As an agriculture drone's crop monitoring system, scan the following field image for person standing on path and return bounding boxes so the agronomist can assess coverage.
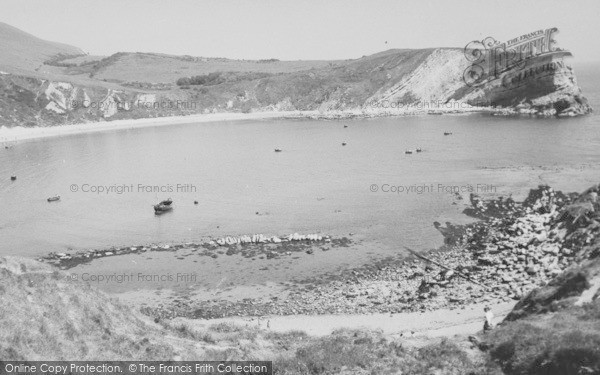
[484,306,495,332]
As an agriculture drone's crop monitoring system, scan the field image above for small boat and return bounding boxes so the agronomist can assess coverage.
[444,132,453,136]
[274,148,282,152]
[154,199,173,214]
[159,198,173,206]
[10,176,16,181]
[47,195,60,202]
[154,204,173,214]
[342,142,347,146]
[344,125,348,128]
[416,148,422,153]
[405,150,413,154]
[194,200,199,205]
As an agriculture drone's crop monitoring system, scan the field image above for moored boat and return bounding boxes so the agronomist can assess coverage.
[154,204,173,214]
[154,199,173,214]
[47,195,60,202]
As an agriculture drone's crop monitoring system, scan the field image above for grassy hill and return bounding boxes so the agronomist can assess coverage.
[0,46,437,127]
[0,22,592,127]
[59,52,339,84]
[0,22,83,73]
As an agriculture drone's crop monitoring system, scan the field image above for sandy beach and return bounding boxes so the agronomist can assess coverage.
[0,105,494,143]
[0,110,317,143]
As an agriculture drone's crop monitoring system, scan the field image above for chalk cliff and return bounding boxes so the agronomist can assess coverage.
[0,23,592,128]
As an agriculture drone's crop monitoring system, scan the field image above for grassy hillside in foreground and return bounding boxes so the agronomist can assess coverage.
[1,252,598,373]
[5,251,600,373]
[0,256,499,373]
[484,297,600,375]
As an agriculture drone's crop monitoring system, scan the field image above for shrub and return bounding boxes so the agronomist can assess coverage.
[176,72,225,86]
[487,308,600,375]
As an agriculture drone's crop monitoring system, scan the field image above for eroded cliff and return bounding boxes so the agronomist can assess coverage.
[0,26,592,128]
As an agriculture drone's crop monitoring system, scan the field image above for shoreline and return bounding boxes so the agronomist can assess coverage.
[69,183,586,321]
[0,106,496,143]
[0,111,315,143]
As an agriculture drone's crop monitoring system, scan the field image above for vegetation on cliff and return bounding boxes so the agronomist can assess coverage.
[0,22,591,128]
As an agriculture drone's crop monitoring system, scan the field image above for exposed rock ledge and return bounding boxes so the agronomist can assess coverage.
[368,48,591,118]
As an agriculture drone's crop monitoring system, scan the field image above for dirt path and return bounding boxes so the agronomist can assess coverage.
[195,301,516,338]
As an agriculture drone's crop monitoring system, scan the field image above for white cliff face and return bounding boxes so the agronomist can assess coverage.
[45,101,66,114]
[366,49,470,106]
[100,91,118,118]
[364,47,590,116]
[44,82,74,113]
[82,91,91,108]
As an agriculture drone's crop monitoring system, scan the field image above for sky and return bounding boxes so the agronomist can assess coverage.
[1,0,599,62]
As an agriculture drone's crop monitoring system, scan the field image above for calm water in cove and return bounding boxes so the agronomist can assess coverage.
[1,64,599,295]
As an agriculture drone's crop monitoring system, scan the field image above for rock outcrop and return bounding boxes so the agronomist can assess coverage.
[459,51,591,116]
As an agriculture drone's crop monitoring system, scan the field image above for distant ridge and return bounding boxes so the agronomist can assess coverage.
[0,22,84,71]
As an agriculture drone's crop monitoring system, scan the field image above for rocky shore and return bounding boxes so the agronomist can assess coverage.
[38,233,351,270]
[140,183,599,320]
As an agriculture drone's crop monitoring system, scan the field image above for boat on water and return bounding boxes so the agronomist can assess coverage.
[405,150,413,154]
[154,204,173,214]
[154,199,173,214]
[274,148,282,152]
[444,132,453,136]
[10,176,16,181]
[160,198,173,206]
[342,142,347,146]
[416,148,422,153]
[47,195,60,202]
